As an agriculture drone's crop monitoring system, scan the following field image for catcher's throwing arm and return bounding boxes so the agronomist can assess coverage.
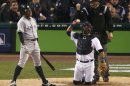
[40,53,55,71]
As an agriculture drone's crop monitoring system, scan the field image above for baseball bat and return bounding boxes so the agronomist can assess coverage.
[40,53,55,71]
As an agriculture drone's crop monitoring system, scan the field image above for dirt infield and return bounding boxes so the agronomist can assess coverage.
[0,77,130,86]
[0,54,130,86]
[0,54,130,63]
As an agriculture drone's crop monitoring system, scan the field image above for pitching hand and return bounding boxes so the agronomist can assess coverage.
[72,19,80,25]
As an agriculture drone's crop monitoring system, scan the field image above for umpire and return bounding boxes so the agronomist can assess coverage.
[87,0,113,83]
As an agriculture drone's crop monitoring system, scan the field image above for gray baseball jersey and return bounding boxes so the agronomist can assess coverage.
[17,16,41,68]
[17,16,38,40]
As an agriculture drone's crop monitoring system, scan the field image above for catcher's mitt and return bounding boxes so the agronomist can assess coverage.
[98,62,107,76]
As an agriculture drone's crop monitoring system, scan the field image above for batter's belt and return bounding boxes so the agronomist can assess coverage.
[77,59,94,63]
[26,38,38,41]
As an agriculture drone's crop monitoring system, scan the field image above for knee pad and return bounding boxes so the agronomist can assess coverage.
[73,80,82,85]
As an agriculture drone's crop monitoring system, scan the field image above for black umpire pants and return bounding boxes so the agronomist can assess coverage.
[92,32,110,80]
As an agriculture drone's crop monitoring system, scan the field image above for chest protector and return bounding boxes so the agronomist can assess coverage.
[77,34,93,55]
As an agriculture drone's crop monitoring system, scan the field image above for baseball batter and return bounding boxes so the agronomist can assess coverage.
[66,20,107,85]
[10,5,55,86]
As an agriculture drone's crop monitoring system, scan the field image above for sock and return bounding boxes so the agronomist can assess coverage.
[12,65,23,81]
[35,66,48,84]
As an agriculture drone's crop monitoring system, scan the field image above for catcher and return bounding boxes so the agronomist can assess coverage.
[66,19,107,85]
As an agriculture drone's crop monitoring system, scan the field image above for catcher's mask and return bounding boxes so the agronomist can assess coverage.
[81,22,93,35]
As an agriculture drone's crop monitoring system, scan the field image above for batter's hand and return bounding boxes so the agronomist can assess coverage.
[22,45,30,54]
[98,62,107,76]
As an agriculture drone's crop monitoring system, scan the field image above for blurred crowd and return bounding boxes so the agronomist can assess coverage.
[0,0,130,23]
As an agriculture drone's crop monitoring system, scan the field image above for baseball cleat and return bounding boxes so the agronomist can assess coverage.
[81,76,85,83]
[84,82,92,85]
[92,79,96,84]
[10,81,16,86]
[42,82,56,86]
[103,77,109,82]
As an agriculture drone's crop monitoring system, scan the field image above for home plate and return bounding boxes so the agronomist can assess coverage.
[54,83,66,86]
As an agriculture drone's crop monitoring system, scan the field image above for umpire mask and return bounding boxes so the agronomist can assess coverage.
[82,22,93,36]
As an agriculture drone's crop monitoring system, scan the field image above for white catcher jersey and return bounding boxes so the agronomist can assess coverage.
[17,16,38,39]
[70,31,103,61]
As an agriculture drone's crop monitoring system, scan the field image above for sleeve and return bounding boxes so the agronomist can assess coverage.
[68,31,78,46]
[70,31,79,40]
[70,31,76,41]
[18,32,25,45]
[17,20,25,33]
[92,37,103,51]
[66,31,71,36]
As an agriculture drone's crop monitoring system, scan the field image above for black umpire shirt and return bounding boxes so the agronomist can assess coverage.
[87,4,113,32]
[87,4,113,44]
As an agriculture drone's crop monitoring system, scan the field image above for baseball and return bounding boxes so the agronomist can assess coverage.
[76,19,80,23]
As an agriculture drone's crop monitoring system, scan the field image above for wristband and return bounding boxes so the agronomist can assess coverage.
[70,24,75,28]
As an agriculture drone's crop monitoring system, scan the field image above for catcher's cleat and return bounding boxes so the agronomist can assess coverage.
[42,82,56,86]
[92,79,96,84]
[92,76,99,84]
[84,82,92,85]
[10,81,16,86]
[81,76,85,83]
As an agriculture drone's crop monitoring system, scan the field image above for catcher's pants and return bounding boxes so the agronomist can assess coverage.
[18,40,41,68]
[73,60,95,82]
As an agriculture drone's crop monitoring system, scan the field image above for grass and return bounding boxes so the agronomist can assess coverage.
[0,61,130,80]
[16,31,130,53]
[110,72,130,77]
[0,61,75,80]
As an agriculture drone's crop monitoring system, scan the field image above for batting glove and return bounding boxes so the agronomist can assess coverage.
[22,45,30,54]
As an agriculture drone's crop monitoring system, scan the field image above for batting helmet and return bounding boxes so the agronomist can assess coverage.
[20,4,30,15]
[81,22,93,35]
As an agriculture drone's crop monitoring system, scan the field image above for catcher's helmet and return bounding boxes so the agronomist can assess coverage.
[81,22,93,35]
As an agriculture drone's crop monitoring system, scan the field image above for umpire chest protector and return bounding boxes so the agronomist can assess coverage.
[75,33,93,55]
